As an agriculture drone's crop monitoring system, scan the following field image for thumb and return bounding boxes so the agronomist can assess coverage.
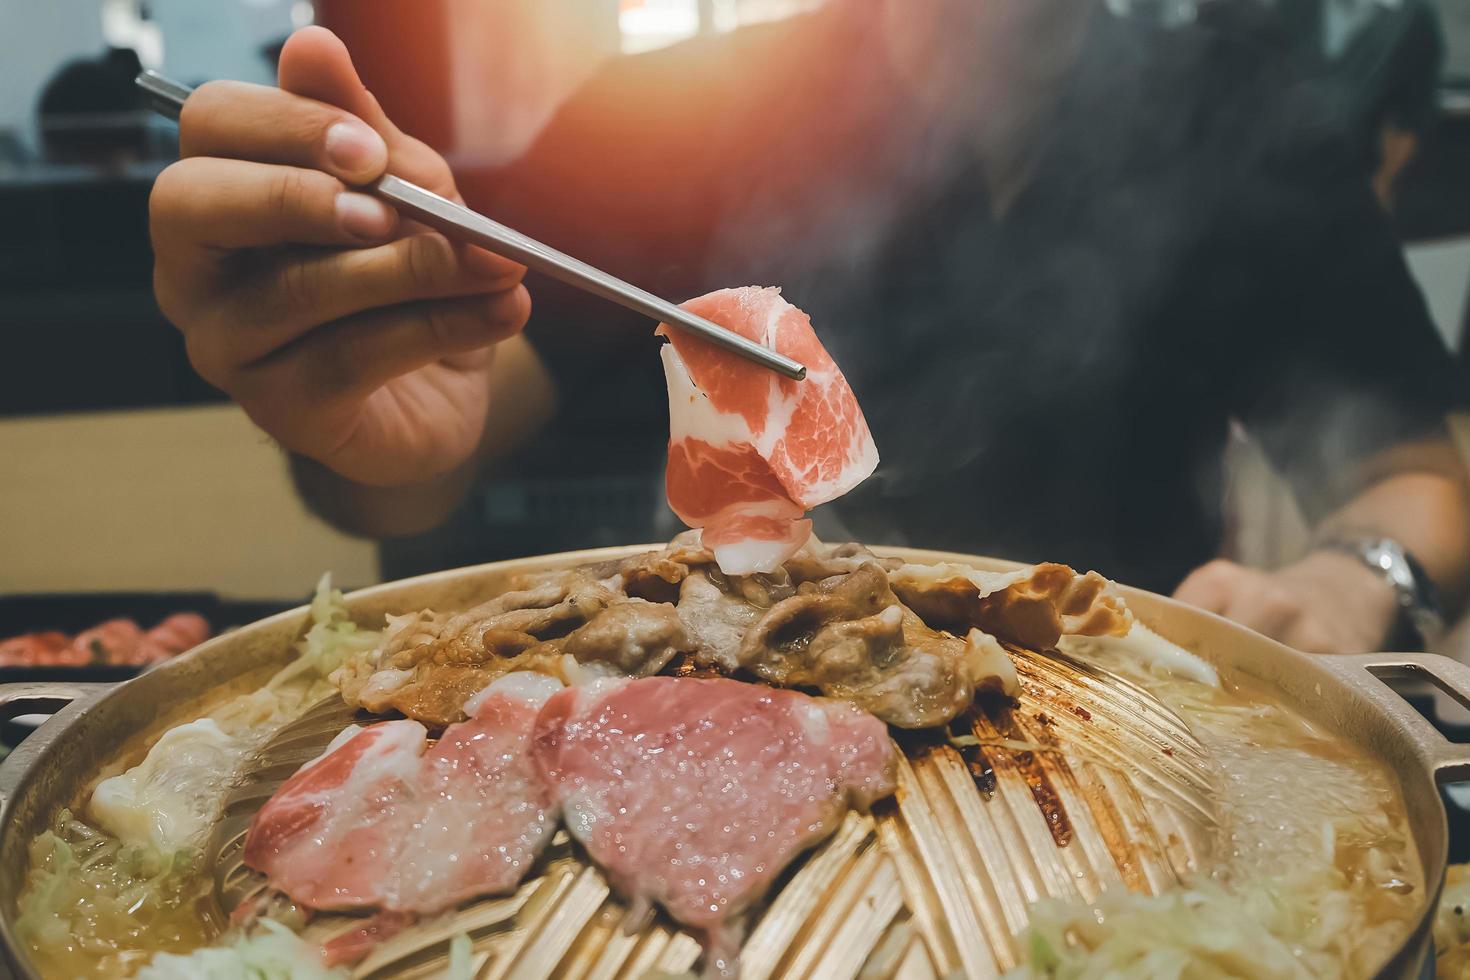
[277,26,458,198]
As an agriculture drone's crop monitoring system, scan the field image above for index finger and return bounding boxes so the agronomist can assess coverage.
[180,79,389,186]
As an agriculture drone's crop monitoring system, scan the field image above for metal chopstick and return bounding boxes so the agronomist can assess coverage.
[135,70,807,381]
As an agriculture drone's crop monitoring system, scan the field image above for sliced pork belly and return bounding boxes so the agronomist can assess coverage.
[242,673,561,915]
[532,676,896,964]
[659,287,878,576]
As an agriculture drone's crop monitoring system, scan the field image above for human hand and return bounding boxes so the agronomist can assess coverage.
[1173,551,1399,654]
[150,26,530,487]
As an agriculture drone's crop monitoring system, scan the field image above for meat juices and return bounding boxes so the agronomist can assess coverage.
[532,676,897,969]
[659,287,879,575]
[243,673,562,918]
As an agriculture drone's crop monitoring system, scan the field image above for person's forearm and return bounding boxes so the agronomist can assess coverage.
[1176,436,1470,652]
[1312,438,1470,610]
[292,335,558,539]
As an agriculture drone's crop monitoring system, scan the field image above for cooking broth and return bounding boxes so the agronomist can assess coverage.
[1008,646,1422,979]
[14,577,377,980]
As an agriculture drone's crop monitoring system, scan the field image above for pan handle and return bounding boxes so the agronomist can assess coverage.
[1324,653,1470,780]
[0,681,112,722]
[0,682,115,811]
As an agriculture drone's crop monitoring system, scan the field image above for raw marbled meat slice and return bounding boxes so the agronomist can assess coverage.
[659,286,878,575]
[242,672,562,914]
[532,676,896,967]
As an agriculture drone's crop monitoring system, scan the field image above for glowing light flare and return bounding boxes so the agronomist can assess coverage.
[618,0,828,54]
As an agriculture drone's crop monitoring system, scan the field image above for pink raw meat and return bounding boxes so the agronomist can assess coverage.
[320,911,411,967]
[133,612,212,665]
[72,619,144,666]
[659,286,878,575]
[532,676,896,967]
[0,632,71,667]
[243,673,562,914]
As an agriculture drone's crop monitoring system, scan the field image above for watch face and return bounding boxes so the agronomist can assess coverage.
[1325,536,1445,648]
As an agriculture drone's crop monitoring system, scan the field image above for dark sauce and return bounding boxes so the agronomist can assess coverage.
[892,711,1002,796]
[956,746,999,800]
[891,725,947,759]
[977,697,1075,848]
[662,653,727,679]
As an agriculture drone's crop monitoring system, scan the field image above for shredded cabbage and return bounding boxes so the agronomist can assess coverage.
[1436,864,1470,979]
[1006,872,1380,980]
[14,809,217,978]
[135,920,346,980]
[445,932,475,980]
[195,573,379,740]
[266,573,382,690]
[1007,657,1420,980]
[18,576,381,979]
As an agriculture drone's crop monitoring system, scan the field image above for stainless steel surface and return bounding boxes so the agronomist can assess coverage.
[1321,652,1470,780]
[0,545,1463,978]
[135,70,188,122]
[133,72,807,382]
[371,176,807,380]
[0,682,113,811]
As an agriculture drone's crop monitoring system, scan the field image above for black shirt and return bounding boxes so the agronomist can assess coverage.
[383,9,1462,596]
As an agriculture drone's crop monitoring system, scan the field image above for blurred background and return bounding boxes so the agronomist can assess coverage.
[1,0,1468,628]
[0,0,839,604]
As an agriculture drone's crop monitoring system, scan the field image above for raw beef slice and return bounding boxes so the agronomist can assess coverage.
[532,676,896,964]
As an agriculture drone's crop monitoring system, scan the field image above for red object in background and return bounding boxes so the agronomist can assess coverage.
[0,613,211,668]
[0,632,74,669]
[311,0,456,152]
[139,612,212,664]
[71,619,145,665]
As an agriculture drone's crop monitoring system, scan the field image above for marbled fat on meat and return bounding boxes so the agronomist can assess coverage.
[660,287,878,575]
[532,676,896,964]
[242,673,562,915]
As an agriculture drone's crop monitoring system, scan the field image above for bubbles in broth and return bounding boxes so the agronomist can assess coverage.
[1008,653,1422,979]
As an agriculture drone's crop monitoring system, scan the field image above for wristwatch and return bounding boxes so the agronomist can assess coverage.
[1316,535,1446,650]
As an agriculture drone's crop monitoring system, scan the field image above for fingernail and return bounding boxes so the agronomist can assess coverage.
[336,192,396,240]
[325,120,386,177]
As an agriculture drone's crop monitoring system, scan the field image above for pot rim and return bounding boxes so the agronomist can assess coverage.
[1,543,1462,979]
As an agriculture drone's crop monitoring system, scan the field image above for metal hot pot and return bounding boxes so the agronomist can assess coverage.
[1,546,1467,978]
